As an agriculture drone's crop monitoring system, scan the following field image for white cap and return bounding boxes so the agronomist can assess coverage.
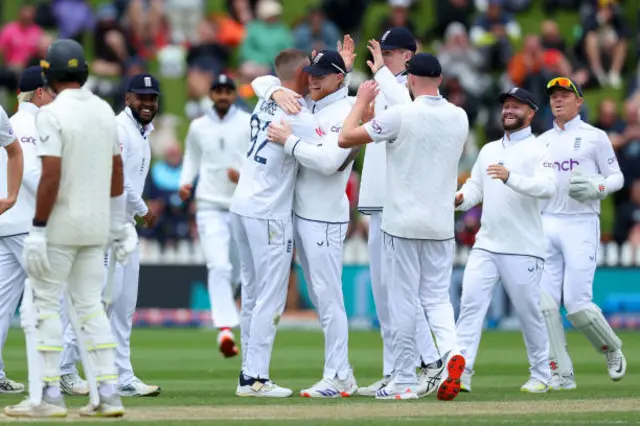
[444,22,467,40]
[257,0,282,20]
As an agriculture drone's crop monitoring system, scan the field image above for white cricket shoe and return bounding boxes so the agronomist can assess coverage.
[118,377,161,397]
[300,372,358,398]
[437,352,466,401]
[358,375,391,397]
[548,374,576,391]
[606,349,626,381]
[375,380,419,400]
[520,378,548,393]
[236,374,292,398]
[217,329,239,358]
[79,394,125,418]
[417,361,444,397]
[460,370,472,393]
[0,376,25,394]
[4,391,67,418]
[60,372,89,396]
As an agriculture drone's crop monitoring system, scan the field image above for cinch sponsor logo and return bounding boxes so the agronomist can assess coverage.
[544,159,580,171]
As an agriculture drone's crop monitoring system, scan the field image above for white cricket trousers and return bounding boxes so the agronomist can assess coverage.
[30,244,117,384]
[61,246,140,387]
[196,208,240,329]
[295,216,351,379]
[456,249,551,383]
[230,213,293,379]
[0,234,27,380]
[383,234,457,385]
[368,213,439,376]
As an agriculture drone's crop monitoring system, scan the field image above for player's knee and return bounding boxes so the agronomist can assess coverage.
[36,314,63,350]
[81,310,116,348]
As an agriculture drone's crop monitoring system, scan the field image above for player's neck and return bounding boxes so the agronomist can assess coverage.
[555,113,579,130]
[53,82,82,93]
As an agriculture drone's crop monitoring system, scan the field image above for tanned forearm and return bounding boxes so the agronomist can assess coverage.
[111,155,124,197]
[338,101,367,148]
[5,141,23,201]
[34,157,60,223]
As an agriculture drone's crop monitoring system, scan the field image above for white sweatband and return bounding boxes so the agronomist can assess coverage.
[110,194,126,225]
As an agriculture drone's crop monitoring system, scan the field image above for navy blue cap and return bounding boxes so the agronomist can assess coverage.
[498,87,539,111]
[379,27,417,52]
[211,74,236,91]
[127,73,160,95]
[303,50,347,76]
[18,66,46,92]
[405,53,441,77]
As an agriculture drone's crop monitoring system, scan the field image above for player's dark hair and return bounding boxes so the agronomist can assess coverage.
[275,49,308,81]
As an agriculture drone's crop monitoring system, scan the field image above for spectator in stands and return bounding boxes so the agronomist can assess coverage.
[0,3,43,70]
[597,98,626,136]
[428,0,476,40]
[52,0,95,42]
[125,0,169,59]
[575,0,629,89]
[614,179,640,245]
[542,0,582,15]
[441,74,480,126]
[26,33,55,68]
[322,0,368,38]
[143,143,192,247]
[226,0,258,24]
[379,0,417,37]
[438,22,489,98]
[239,0,293,83]
[470,0,520,71]
[614,100,640,206]
[293,6,341,54]
[186,20,231,74]
[165,0,204,45]
[92,5,134,77]
[540,19,566,54]
[475,0,532,13]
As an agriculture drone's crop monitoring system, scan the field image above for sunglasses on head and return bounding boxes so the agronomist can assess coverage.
[547,77,579,96]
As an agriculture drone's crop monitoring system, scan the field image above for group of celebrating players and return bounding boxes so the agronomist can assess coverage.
[0,24,627,418]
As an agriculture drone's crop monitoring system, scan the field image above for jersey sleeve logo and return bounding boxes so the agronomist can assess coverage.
[370,120,383,134]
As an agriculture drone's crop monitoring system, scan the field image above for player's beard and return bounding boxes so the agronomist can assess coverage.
[214,102,231,117]
[130,106,157,126]
[502,113,526,132]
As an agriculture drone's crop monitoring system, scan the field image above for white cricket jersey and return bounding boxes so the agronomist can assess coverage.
[539,115,623,215]
[0,102,42,237]
[230,93,321,220]
[283,86,354,223]
[364,95,469,239]
[116,107,152,222]
[0,105,15,147]
[457,128,556,258]
[180,105,250,210]
[358,67,411,214]
[36,87,120,246]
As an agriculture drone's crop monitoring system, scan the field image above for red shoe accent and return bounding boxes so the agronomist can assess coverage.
[437,354,466,401]
[301,392,311,397]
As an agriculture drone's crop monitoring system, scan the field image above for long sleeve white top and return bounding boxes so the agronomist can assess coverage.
[0,102,41,237]
[116,107,153,221]
[358,67,411,214]
[457,128,556,258]
[180,105,250,210]
[252,76,354,223]
[538,115,624,216]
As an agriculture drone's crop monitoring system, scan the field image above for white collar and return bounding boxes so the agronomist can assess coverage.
[17,102,39,116]
[205,104,237,123]
[502,126,532,146]
[553,114,581,132]
[415,95,445,105]
[312,86,348,113]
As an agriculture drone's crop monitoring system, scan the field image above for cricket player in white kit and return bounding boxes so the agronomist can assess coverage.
[339,54,468,401]
[4,39,137,418]
[60,74,161,397]
[179,74,250,358]
[538,77,626,390]
[230,49,320,398]
[455,88,555,394]
[0,67,54,396]
[263,48,360,398]
[356,27,444,397]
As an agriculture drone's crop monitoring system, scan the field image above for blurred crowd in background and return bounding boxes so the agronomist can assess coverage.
[1,0,640,251]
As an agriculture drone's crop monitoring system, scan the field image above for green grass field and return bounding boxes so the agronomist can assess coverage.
[0,328,638,424]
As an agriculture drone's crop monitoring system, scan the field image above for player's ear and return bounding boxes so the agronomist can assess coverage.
[125,92,133,106]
